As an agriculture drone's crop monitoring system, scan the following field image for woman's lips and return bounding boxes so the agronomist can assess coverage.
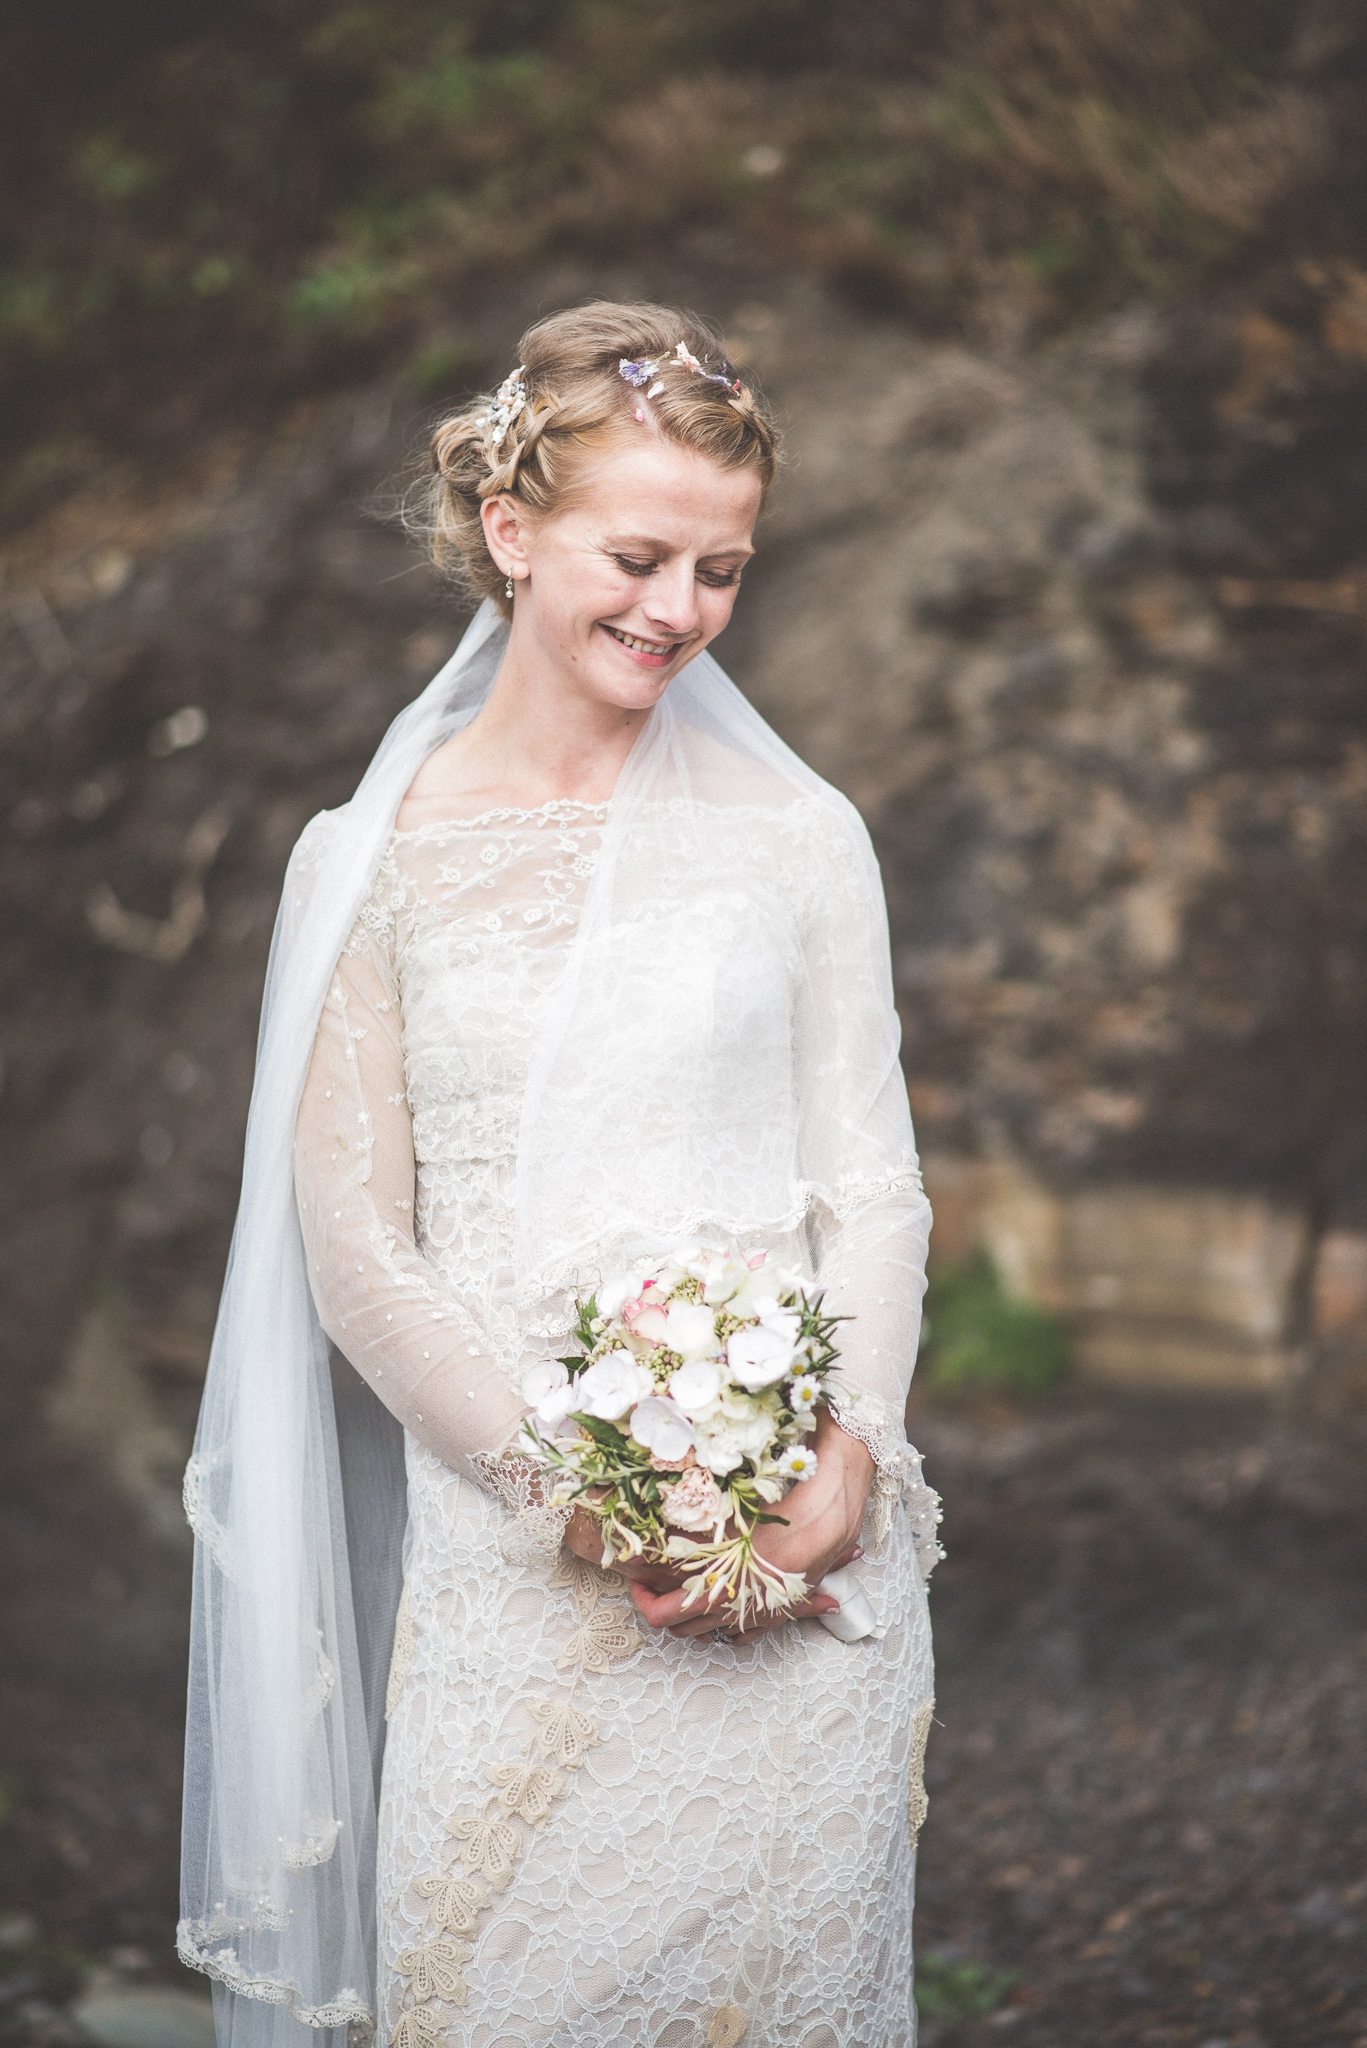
[599,622,681,669]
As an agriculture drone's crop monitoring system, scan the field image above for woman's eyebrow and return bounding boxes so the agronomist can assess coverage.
[603,532,756,559]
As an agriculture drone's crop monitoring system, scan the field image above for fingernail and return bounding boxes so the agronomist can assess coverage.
[822,1598,841,1612]
[852,1546,864,1560]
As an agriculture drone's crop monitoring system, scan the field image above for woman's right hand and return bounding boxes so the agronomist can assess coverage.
[561,1500,683,1593]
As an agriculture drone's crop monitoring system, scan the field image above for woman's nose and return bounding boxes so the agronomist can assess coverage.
[644,563,700,636]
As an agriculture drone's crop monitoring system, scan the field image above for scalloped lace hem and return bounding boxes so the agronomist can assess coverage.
[177,1919,375,2036]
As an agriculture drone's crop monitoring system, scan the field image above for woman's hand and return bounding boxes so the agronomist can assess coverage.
[561,1498,686,1594]
[627,1409,876,1645]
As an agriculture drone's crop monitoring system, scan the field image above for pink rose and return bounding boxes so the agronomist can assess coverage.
[660,1464,729,1537]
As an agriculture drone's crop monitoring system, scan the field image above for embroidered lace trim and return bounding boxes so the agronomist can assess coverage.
[386,1548,640,2035]
[823,1384,946,1572]
[906,1699,935,1841]
[182,1453,233,1578]
[468,1446,575,1569]
[175,1918,374,2035]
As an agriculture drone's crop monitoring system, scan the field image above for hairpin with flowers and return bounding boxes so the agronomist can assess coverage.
[619,341,745,403]
[478,362,528,458]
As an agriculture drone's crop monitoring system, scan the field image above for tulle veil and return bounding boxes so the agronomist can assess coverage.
[179,595,925,2044]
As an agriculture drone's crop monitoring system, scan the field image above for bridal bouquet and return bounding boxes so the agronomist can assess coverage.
[517,1238,854,1631]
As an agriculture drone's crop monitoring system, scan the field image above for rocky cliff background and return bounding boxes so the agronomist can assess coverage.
[2,4,1366,2042]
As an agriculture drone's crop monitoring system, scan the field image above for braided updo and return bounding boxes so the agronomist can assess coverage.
[412,300,781,617]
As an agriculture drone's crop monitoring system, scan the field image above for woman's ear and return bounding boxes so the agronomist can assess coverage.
[481,494,531,584]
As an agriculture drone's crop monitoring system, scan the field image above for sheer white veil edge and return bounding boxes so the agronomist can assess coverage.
[178,596,912,2046]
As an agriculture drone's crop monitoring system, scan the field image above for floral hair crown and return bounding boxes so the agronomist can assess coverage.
[476,339,744,468]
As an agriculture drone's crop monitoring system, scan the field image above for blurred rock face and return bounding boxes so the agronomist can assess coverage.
[3,271,1367,1514]
[729,284,1367,1394]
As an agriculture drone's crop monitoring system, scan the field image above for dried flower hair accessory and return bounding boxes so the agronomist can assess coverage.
[479,363,528,455]
[618,342,744,400]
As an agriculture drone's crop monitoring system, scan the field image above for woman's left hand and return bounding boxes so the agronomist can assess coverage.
[627,1407,875,1645]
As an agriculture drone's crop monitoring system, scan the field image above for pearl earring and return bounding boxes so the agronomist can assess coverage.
[505,574,513,599]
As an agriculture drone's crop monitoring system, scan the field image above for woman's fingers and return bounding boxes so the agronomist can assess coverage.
[626,1545,868,1635]
[629,1578,841,1639]
[613,1559,682,1591]
[627,1580,716,1629]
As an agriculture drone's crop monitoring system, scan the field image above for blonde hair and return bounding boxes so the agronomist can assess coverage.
[411,300,781,616]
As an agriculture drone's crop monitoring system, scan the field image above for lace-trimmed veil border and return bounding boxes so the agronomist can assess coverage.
[179,597,933,2044]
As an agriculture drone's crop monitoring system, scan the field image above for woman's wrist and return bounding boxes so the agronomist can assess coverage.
[813,1404,877,1501]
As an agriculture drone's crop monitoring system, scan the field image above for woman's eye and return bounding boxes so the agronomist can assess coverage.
[611,555,740,588]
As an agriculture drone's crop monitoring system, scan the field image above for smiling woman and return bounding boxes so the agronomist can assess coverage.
[412,302,779,624]
[180,297,940,2048]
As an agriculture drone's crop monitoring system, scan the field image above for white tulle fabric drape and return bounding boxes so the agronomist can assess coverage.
[178,598,942,2047]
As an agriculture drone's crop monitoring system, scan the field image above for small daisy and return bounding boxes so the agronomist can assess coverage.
[777,1444,819,1481]
[787,1373,821,1413]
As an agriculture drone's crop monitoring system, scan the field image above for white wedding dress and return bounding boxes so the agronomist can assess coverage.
[291,790,941,2048]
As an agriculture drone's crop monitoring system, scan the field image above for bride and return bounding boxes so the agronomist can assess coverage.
[179,300,943,2048]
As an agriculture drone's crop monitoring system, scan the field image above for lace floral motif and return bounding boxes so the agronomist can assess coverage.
[906,1699,935,1841]
[468,1445,575,1568]
[385,1578,417,1721]
[387,1547,640,2040]
[281,1816,342,1870]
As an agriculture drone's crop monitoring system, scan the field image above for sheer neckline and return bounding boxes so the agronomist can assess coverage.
[389,795,612,842]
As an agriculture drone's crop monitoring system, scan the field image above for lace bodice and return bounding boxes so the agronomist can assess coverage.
[355,801,610,1362]
[291,789,936,1560]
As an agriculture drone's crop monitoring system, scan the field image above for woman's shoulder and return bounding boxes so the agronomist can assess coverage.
[290,806,340,872]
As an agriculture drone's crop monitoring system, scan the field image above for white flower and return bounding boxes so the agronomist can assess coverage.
[718,1383,766,1423]
[702,1391,778,1463]
[540,1383,585,1432]
[787,1373,821,1413]
[777,1444,819,1481]
[727,1261,784,1317]
[699,1248,752,1305]
[597,1265,657,1319]
[759,1307,801,1347]
[520,1358,581,1431]
[726,1322,797,1391]
[661,1299,721,1361]
[574,1348,654,1420]
[693,1428,746,1476]
[628,1395,695,1463]
[653,1238,705,1291]
[522,1359,567,1407]
[668,1357,723,1419]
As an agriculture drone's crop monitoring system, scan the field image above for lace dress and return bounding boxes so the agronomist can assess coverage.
[292,794,942,2048]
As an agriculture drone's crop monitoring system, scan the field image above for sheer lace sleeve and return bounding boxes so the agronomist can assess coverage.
[292,871,572,1567]
[796,797,937,1548]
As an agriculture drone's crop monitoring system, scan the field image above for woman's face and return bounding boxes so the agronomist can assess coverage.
[494,434,762,714]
